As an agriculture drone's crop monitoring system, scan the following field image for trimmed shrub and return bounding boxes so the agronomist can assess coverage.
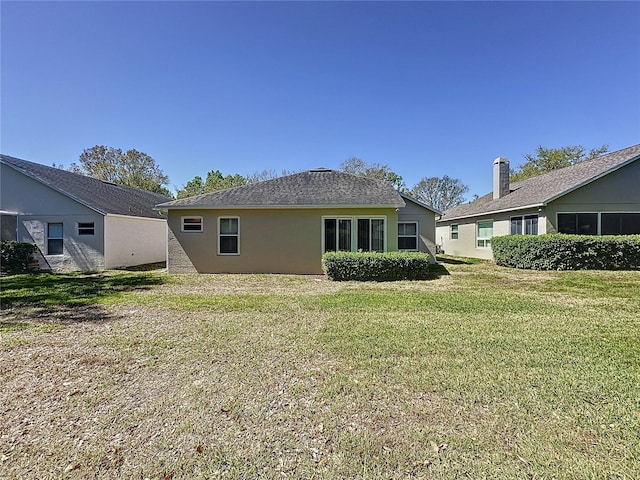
[322,251,432,281]
[1,241,38,274]
[492,234,640,270]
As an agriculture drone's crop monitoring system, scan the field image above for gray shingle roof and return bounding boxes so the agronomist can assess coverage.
[439,144,640,222]
[1,154,170,219]
[156,168,406,209]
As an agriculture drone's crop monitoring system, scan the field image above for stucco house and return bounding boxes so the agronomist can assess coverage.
[436,144,640,259]
[156,168,439,274]
[1,154,169,272]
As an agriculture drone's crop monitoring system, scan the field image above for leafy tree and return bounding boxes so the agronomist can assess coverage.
[176,176,206,199]
[410,176,469,212]
[340,157,406,190]
[176,170,247,199]
[72,145,171,196]
[511,144,608,182]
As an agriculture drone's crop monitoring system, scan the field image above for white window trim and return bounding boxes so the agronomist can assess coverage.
[77,222,95,236]
[476,219,493,248]
[398,221,419,251]
[450,224,459,240]
[47,222,64,256]
[181,216,203,233]
[218,216,240,256]
[510,214,538,235]
[321,216,387,253]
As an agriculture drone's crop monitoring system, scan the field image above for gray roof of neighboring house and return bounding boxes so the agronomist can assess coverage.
[439,144,640,222]
[1,154,170,219]
[156,168,406,209]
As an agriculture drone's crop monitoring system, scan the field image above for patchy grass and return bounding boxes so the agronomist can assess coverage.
[1,263,639,479]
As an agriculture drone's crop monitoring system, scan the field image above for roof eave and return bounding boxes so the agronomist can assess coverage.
[437,203,546,223]
[399,192,442,214]
[155,203,405,211]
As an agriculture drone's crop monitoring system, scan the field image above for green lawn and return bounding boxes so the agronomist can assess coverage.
[1,261,639,479]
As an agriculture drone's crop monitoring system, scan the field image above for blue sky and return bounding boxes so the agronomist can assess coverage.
[2,1,639,197]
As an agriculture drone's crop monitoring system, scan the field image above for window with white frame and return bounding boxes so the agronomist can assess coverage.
[182,216,203,232]
[218,217,239,255]
[510,215,538,235]
[476,220,493,248]
[47,222,64,255]
[450,224,459,240]
[78,222,95,236]
[398,222,418,251]
[323,217,386,253]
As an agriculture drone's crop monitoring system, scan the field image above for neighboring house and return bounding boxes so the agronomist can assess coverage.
[436,144,640,259]
[156,168,439,274]
[0,154,170,272]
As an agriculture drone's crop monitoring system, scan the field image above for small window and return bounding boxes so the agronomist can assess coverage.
[476,220,493,248]
[450,224,459,240]
[398,222,418,251]
[218,217,239,255]
[78,222,95,236]
[47,222,64,255]
[182,217,203,232]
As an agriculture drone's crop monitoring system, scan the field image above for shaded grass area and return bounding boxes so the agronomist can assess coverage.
[1,271,167,307]
[1,264,639,478]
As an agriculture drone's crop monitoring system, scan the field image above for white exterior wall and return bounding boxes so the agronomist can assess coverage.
[437,208,548,260]
[104,215,167,269]
[1,164,106,271]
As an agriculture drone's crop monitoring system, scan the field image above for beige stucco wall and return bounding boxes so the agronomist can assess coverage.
[1,164,106,271]
[398,198,437,262]
[437,208,545,260]
[104,215,167,269]
[167,207,399,274]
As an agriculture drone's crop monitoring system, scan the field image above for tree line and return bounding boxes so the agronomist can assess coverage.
[69,143,608,212]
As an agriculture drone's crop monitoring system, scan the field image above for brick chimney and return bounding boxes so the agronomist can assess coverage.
[493,157,510,199]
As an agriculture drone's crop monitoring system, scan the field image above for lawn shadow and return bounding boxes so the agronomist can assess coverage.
[436,255,483,265]
[0,272,167,324]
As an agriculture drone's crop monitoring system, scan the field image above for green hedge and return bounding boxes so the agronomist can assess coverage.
[1,241,38,274]
[322,251,432,281]
[492,234,640,270]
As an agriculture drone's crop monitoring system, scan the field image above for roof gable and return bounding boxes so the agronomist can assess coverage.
[439,144,640,221]
[157,169,405,209]
[1,154,170,219]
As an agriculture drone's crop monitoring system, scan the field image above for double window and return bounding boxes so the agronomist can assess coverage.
[476,220,493,248]
[398,222,418,251]
[323,217,385,253]
[47,223,63,255]
[218,217,239,255]
[510,215,538,235]
[450,224,459,240]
